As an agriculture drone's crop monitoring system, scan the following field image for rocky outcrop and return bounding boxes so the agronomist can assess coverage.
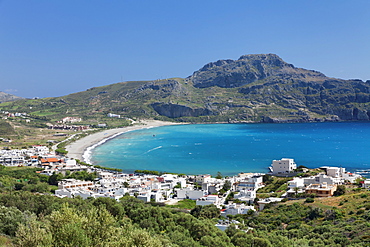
[151,103,212,118]
[189,54,326,88]
[146,55,370,122]
[0,91,23,103]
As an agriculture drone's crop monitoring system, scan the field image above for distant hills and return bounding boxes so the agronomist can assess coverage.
[2,54,370,124]
[0,91,23,103]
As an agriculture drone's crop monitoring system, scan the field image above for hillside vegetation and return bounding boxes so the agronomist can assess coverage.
[2,54,370,124]
[0,120,16,137]
[0,166,369,246]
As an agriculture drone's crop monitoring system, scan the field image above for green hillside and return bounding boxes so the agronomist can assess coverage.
[2,54,370,124]
[0,166,369,246]
[0,120,16,137]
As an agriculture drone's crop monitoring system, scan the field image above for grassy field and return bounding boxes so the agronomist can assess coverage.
[284,186,370,212]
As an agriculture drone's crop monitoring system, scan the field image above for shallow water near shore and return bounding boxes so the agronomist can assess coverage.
[90,122,370,176]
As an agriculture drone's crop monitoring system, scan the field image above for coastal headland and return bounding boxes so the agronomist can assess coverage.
[65,120,182,162]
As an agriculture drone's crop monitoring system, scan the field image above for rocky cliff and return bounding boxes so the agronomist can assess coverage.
[184,54,370,122]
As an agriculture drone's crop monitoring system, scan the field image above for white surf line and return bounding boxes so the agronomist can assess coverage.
[143,146,163,154]
[83,131,125,164]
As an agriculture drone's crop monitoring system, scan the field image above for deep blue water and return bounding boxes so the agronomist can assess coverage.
[90,122,370,176]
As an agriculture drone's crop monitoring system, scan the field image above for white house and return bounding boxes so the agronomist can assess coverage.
[234,189,256,203]
[363,179,370,189]
[305,182,337,197]
[235,175,263,191]
[137,192,151,203]
[215,220,241,231]
[57,179,94,190]
[176,188,205,200]
[271,158,297,174]
[303,174,337,186]
[196,195,220,206]
[176,188,190,199]
[188,190,205,200]
[257,197,284,210]
[325,167,346,178]
[220,203,255,217]
[285,177,306,196]
[195,174,212,183]
[61,117,82,123]
[107,113,120,118]
[288,177,305,189]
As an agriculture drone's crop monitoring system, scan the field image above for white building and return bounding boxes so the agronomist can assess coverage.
[196,195,220,206]
[305,182,337,197]
[215,220,241,231]
[286,177,306,196]
[257,197,284,210]
[0,145,50,166]
[195,174,212,183]
[234,189,256,203]
[235,175,263,191]
[188,190,205,200]
[288,177,305,189]
[0,155,25,166]
[61,117,82,123]
[176,188,205,200]
[57,179,94,189]
[107,113,120,118]
[137,192,151,203]
[202,182,222,194]
[220,203,255,217]
[271,158,297,174]
[363,179,370,189]
[304,174,337,186]
[176,188,190,199]
[325,167,346,178]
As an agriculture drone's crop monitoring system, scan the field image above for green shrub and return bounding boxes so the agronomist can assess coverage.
[305,197,315,203]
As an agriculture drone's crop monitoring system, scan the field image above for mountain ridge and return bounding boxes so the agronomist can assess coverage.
[0,91,24,103]
[1,54,370,124]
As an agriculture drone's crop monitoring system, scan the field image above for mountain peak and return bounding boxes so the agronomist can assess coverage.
[238,53,281,61]
[190,53,325,88]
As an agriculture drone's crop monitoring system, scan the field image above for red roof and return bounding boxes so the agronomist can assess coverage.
[41,158,59,163]
[47,158,59,163]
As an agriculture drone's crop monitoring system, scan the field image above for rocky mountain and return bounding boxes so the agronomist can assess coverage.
[1,54,370,123]
[190,54,326,88]
[0,91,23,103]
[187,54,370,122]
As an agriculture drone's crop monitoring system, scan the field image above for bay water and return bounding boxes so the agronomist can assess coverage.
[90,122,370,176]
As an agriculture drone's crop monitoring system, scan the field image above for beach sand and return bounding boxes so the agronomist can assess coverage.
[65,120,181,162]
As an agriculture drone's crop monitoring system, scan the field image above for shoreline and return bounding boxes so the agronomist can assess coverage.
[65,120,183,163]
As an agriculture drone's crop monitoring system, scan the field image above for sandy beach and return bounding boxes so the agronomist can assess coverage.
[65,120,181,163]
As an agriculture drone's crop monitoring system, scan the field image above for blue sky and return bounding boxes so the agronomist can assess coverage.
[1,1,369,98]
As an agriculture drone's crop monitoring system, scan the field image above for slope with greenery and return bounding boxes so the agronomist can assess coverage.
[0,120,16,137]
[2,54,370,124]
[0,166,369,246]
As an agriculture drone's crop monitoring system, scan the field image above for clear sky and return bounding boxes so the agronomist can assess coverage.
[1,0,369,98]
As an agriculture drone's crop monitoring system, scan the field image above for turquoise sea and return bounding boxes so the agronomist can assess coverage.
[90,122,370,176]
